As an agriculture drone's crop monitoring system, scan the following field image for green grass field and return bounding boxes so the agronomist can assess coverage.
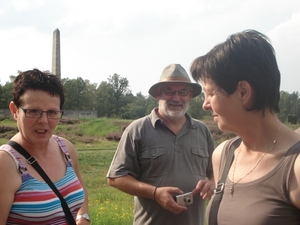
[78,150,134,224]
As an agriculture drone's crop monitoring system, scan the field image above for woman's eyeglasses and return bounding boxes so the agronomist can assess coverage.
[19,107,63,119]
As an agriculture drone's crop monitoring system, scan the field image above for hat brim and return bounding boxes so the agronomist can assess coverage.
[148,81,202,98]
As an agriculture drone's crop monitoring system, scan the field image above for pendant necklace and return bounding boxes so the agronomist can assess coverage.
[229,123,282,197]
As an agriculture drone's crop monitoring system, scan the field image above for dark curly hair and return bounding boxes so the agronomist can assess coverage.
[12,68,65,109]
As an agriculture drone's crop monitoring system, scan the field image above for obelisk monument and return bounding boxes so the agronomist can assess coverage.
[52,28,61,80]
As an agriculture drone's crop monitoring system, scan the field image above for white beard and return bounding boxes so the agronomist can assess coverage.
[158,99,189,120]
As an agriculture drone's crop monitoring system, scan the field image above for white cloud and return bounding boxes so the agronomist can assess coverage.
[11,0,46,11]
[0,0,299,95]
[268,11,300,93]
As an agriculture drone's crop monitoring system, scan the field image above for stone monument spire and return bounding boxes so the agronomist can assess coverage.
[52,28,61,80]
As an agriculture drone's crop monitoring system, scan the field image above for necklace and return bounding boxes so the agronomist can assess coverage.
[229,123,282,197]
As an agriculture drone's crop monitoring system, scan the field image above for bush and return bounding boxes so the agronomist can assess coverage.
[287,114,297,124]
[106,132,123,141]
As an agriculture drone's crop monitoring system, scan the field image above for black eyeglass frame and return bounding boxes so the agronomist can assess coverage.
[160,89,191,97]
[19,106,63,119]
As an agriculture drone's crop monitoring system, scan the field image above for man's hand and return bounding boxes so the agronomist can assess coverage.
[192,179,215,199]
[154,187,188,214]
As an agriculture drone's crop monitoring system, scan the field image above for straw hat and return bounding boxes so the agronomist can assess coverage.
[148,64,202,98]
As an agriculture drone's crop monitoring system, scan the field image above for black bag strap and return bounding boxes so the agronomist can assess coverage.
[209,137,241,225]
[7,140,76,225]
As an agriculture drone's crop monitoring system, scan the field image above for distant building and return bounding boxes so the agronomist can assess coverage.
[63,110,97,118]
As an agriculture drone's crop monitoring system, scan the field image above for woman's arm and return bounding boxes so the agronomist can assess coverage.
[0,151,22,225]
[289,154,300,210]
[62,139,90,224]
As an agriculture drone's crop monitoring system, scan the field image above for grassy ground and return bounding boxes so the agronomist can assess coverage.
[78,150,134,224]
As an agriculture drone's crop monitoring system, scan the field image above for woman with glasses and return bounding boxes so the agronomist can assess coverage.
[0,69,90,224]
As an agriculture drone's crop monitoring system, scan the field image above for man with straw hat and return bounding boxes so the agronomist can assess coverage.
[107,64,215,225]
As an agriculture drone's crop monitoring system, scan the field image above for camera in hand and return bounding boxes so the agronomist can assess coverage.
[174,192,193,206]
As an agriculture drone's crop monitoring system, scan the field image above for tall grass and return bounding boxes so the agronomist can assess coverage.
[77,118,130,137]
[78,150,134,224]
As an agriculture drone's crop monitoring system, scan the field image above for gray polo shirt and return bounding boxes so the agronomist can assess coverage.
[107,108,215,225]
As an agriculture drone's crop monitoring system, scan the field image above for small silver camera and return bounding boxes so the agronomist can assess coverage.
[174,192,193,206]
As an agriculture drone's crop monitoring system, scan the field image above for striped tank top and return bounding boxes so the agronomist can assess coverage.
[1,135,85,225]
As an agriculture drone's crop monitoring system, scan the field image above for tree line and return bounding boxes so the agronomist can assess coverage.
[0,73,299,123]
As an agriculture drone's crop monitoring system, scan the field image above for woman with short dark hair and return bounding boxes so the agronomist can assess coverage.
[0,69,90,224]
[191,30,300,225]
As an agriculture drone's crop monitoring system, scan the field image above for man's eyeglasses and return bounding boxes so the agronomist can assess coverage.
[19,107,63,119]
[161,89,191,97]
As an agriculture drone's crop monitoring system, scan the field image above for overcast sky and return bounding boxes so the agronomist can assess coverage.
[0,0,299,96]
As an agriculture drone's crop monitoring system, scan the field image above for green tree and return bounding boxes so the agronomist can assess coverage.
[1,70,299,124]
[121,92,148,119]
[290,92,300,122]
[62,77,87,110]
[96,81,114,117]
[287,114,298,124]
[81,80,98,110]
[188,93,210,120]
[278,91,299,123]
[107,74,130,117]
[145,95,158,114]
[0,76,15,109]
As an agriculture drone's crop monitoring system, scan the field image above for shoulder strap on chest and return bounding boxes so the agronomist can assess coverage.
[7,140,76,225]
[209,136,241,225]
